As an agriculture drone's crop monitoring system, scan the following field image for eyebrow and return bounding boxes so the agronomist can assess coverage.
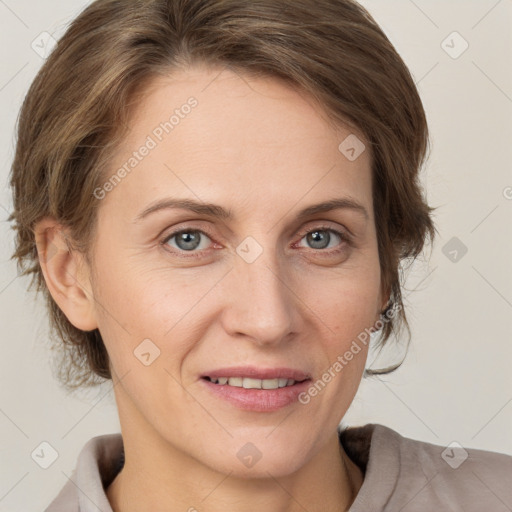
[133,197,369,223]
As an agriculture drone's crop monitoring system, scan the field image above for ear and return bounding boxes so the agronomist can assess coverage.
[34,217,98,331]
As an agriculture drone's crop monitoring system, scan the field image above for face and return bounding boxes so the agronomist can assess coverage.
[85,65,384,477]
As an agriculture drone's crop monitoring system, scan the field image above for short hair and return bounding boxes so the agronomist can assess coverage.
[9,0,436,391]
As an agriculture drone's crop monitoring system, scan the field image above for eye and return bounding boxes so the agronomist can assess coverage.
[160,224,351,258]
[162,229,213,254]
[296,226,350,252]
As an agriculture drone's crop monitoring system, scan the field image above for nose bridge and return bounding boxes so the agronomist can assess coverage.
[222,238,298,344]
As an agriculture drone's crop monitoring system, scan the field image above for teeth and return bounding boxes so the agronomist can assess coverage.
[208,377,297,389]
[262,378,280,389]
[242,377,263,389]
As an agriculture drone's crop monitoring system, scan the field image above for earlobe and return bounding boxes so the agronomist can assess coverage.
[34,217,98,332]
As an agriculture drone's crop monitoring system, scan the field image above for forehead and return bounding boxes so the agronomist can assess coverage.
[102,65,373,222]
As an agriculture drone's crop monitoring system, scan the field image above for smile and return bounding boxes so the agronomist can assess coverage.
[204,376,302,389]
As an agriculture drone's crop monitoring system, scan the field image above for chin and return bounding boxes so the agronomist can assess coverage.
[199,435,312,479]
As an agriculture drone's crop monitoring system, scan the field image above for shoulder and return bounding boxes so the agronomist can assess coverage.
[45,433,123,512]
[340,423,512,511]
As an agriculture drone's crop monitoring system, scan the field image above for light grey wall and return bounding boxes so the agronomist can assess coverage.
[0,1,511,510]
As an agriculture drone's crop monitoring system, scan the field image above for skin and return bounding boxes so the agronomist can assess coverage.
[35,65,389,512]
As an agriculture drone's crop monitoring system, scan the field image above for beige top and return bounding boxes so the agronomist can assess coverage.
[45,423,512,511]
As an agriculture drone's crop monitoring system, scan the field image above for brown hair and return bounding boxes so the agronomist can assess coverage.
[9,0,436,391]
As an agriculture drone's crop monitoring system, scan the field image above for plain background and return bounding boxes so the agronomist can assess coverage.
[1,0,511,510]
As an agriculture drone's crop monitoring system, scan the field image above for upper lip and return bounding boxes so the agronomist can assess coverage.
[202,366,312,382]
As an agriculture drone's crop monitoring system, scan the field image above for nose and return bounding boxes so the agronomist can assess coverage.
[220,247,300,347]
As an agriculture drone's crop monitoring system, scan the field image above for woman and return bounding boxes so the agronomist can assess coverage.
[9,0,511,510]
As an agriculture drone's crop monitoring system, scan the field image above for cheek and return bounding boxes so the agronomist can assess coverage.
[90,253,219,378]
[308,255,381,334]
[305,257,381,383]
[300,267,379,405]
[324,280,380,340]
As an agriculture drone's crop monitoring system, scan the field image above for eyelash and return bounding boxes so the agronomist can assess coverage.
[160,224,352,259]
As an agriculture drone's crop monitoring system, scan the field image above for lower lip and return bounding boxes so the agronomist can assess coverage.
[200,378,312,412]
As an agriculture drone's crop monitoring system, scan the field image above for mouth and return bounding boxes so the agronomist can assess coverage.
[201,376,310,389]
[200,374,313,412]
